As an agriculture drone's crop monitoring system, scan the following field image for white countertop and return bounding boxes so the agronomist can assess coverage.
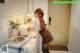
[1,31,42,53]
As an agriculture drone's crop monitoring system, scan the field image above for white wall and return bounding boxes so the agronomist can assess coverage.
[69,4,80,53]
[0,3,8,45]
[0,0,48,45]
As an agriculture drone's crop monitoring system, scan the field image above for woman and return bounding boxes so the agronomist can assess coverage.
[33,8,53,53]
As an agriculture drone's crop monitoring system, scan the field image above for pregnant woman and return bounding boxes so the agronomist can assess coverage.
[33,8,53,53]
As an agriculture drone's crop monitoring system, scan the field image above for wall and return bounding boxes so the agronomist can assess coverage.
[0,0,48,45]
[48,4,71,45]
[0,3,8,45]
[69,4,80,53]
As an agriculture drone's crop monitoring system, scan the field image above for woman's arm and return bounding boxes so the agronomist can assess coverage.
[28,26,35,32]
[39,18,46,30]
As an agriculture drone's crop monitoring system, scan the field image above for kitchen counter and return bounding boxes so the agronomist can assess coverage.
[1,32,42,53]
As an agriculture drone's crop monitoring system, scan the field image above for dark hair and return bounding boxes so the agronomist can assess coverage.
[34,8,44,17]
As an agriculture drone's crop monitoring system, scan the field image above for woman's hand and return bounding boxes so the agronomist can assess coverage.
[28,26,35,32]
